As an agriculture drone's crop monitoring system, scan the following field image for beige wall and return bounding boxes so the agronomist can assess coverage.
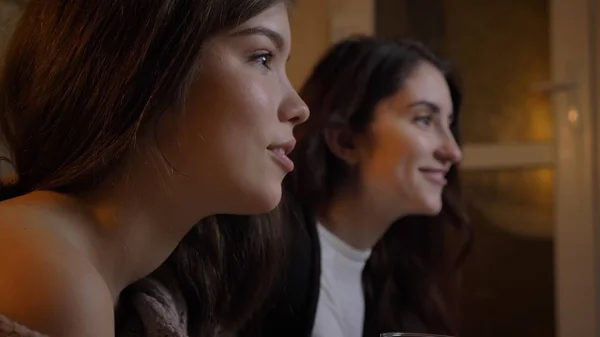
[288,0,374,88]
[0,1,21,56]
[287,0,331,89]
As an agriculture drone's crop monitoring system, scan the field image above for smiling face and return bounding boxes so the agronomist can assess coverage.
[354,61,462,216]
[154,2,309,215]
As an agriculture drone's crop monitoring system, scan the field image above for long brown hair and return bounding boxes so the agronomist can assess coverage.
[0,0,289,334]
[287,36,471,335]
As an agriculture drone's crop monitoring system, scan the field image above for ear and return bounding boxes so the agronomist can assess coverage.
[322,126,361,165]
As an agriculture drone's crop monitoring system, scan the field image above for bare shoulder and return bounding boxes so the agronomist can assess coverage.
[0,201,114,337]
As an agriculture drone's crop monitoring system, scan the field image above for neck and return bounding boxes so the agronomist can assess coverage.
[81,160,211,302]
[319,187,406,251]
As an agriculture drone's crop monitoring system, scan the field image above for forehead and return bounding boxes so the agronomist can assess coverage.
[233,2,291,41]
[200,2,292,58]
[392,62,453,113]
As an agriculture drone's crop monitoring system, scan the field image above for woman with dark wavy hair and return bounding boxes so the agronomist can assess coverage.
[244,36,470,337]
[0,0,308,336]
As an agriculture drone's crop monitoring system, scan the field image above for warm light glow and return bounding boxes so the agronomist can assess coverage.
[567,107,579,124]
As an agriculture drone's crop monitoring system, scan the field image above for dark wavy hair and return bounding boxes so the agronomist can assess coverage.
[287,36,471,335]
[0,0,290,334]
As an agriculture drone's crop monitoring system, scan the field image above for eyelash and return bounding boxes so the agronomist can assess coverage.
[249,51,274,70]
[414,114,434,126]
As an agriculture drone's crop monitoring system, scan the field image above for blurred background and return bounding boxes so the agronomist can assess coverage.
[288,1,600,336]
[378,1,556,336]
[2,1,600,336]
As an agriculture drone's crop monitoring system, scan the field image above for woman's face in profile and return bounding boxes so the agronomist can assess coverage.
[356,61,461,216]
[153,2,309,216]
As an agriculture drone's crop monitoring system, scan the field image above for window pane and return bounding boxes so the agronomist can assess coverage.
[376,0,553,143]
[445,0,552,143]
[461,168,555,337]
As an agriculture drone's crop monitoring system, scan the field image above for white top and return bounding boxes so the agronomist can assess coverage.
[311,222,372,337]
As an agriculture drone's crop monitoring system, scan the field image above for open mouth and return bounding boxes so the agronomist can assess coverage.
[268,140,296,172]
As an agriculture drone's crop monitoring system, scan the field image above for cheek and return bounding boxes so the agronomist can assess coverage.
[162,69,284,194]
[362,131,425,186]
[359,132,440,215]
[395,135,438,194]
[183,69,278,148]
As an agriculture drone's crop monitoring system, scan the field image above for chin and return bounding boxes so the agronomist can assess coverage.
[422,205,442,215]
[419,195,443,215]
[234,184,283,215]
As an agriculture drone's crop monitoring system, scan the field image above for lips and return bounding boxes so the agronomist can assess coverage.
[419,168,448,185]
[270,147,286,155]
[267,140,296,155]
[268,140,296,173]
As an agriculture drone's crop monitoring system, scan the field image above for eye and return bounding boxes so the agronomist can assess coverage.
[414,114,434,127]
[249,51,274,70]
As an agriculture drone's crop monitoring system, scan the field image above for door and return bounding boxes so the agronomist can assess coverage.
[330,0,600,336]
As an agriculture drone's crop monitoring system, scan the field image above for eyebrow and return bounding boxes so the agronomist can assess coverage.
[408,100,454,121]
[231,26,285,53]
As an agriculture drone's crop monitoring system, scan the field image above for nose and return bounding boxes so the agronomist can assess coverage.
[436,132,462,164]
[279,86,310,126]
